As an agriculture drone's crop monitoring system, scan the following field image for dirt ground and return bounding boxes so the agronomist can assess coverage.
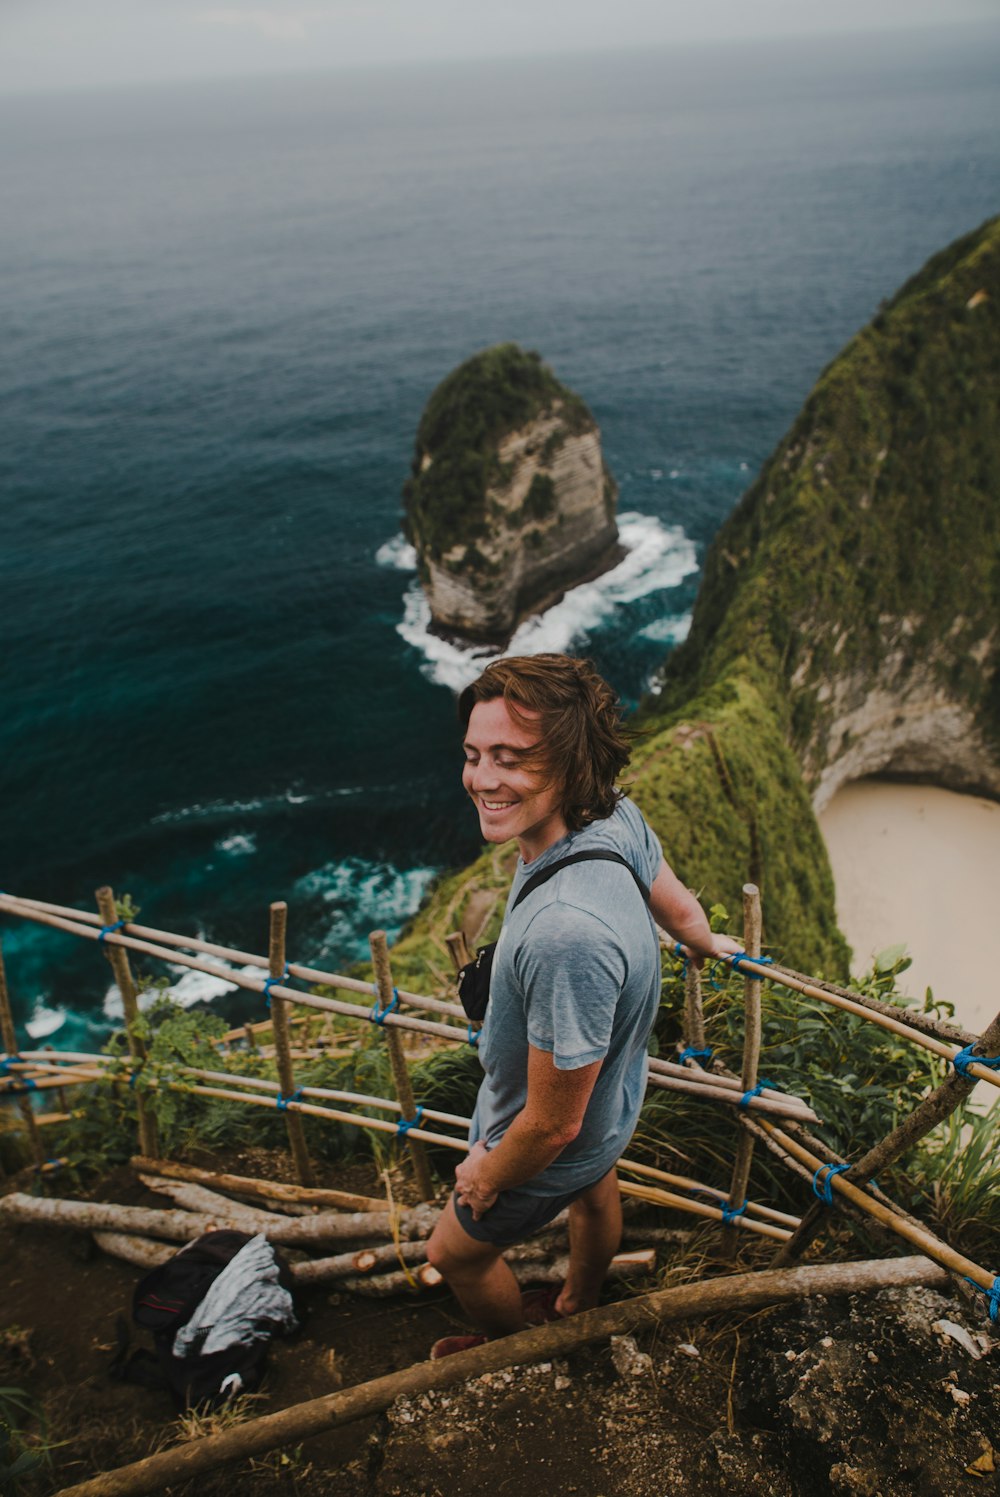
[2,1148,998,1497]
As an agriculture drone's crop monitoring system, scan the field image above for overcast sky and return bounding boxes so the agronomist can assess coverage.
[2,0,997,96]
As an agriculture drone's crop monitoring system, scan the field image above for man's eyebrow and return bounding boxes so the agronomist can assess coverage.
[462,740,536,754]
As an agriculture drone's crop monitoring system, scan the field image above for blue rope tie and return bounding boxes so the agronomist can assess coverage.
[276,1088,303,1111]
[396,1104,424,1136]
[0,1056,24,1076]
[707,960,727,990]
[467,1023,481,1048]
[964,1274,1000,1322]
[128,1069,140,1089]
[678,1045,713,1067]
[730,951,775,975]
[812,1162,851,1205]
[953,1044,1000,1080]
[36,1158,62,1175]
[98,919,125,944]
[262,964,290,1008]
[7,1076,38,1093]
[370,988,400,1025]
[739,1078,776,1109]
[720,1198,747,1225]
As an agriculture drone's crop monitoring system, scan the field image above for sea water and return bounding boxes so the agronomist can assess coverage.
[1,25,998,1045]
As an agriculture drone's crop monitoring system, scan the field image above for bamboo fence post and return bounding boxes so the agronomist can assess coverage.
[722,883,762,1257]
[370,929,433,1201]
[243,1022,257,1052]
[0,939,44,1168]
[683,957,706,1053]
[94,887,158,1158]
[773,1002,1000,1267]
[267,902,314,1187]
[445,931,473,973]
[44,1044,68,1113]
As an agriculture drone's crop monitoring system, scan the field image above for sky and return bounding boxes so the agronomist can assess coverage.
[2,0,998,95]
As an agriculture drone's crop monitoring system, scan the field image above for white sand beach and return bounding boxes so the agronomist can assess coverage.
[818,781,1000,1035]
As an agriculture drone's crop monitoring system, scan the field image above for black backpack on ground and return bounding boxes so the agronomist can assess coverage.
[111,1230,298,1409]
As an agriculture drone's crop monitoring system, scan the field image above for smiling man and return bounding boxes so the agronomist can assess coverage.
[425,653,737,1357]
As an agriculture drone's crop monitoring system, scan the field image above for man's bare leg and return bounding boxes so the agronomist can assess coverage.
[425,1195,526,1338]
[556,1167,622,1316]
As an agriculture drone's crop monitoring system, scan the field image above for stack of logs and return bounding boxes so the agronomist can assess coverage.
[0,1156,669,1295]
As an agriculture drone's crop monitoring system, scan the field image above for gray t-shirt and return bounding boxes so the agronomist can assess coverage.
[469,796,663,1196]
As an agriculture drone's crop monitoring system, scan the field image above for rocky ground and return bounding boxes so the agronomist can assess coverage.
[1,1150,997,1496]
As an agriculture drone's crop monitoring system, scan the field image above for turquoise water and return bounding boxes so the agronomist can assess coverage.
[1,26,998,1046]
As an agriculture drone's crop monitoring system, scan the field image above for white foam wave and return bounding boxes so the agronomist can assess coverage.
[376,533,418,570]
[103,961,268,1019]
[639,612,692,644]
[397,511,698,692]
[294,857,438,964]
[216,833,257,856]
[25,1004,67,1040]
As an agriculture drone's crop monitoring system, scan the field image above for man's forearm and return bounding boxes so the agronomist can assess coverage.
[478,1111,574,1194]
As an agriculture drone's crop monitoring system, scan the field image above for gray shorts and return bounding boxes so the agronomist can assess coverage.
[452,1173,606,1248]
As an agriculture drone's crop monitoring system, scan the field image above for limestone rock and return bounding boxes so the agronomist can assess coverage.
[402,344,620,643]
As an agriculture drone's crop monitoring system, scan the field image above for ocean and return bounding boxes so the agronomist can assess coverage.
[1,24,998,1048]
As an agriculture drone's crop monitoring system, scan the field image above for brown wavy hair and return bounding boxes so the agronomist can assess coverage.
[457,654,632,831]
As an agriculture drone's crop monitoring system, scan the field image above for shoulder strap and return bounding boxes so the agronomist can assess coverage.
[511,850,650,912]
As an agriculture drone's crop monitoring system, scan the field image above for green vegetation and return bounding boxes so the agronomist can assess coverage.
[402,343,594,566]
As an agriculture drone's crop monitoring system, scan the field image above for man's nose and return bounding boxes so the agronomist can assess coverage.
[470,758,498,791]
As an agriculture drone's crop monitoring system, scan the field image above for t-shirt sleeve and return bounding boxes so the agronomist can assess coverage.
[623,797,664,885]
[514,903,628,1070]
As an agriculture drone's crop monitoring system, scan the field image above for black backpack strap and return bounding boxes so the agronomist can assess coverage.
[511,850,650,912]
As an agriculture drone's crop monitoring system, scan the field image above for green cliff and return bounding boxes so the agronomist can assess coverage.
[390,218,1000,981]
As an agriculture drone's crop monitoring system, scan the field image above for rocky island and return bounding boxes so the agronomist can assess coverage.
[402,343,620,643]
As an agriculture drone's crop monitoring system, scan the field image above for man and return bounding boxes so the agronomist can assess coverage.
[426,653,737,1357]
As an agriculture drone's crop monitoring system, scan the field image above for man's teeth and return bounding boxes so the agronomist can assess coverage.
[483,800,515,810]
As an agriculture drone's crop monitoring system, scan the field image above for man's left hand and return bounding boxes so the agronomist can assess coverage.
[454,1140,499,1221]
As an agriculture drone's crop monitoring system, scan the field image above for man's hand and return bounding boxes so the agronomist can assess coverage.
[454,1140,499,1221]
[676,931,744,971]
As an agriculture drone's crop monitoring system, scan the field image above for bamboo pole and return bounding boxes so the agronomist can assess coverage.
[50,1257,949,1497]
[129,1157,390,1213]
[0,941,44,1168]
[94,888,158,1157]
[722,884,762,1256]
[370,929,433,1201]
[618,1180,791,1242]
[715,946,1000,1090]
[266,902,314,1187]
[772,1002,1000,1268]
[754,1122,997,1298]
[644,1066,816,1121]
[616,1160,801,1229]
[0,898,468,1046]
[1,893,467,1022]
[45,1044,69,1112]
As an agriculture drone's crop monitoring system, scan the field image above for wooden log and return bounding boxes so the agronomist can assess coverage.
[129,1156,390,1214]
[0,940,44,1167]
[50,1256,950,1497]
[136,1174,296,1231]
[723,884,763,1257]
[92,1231,174,1269]
[339,1248,656,1298]
[0,1192,439,1245]
[95,887,158,1157]
[772,1002,1000,1268]
[370,930,433,1201]
[267,902,314,1187]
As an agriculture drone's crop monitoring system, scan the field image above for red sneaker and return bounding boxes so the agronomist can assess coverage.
[521,1287,566,1325]
[429,1333,490,1360]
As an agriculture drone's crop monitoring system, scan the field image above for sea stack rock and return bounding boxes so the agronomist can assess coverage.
[402,344,620,644]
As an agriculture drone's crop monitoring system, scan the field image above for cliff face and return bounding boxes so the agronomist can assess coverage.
[663,214,1000,812]
[403,345,619,643]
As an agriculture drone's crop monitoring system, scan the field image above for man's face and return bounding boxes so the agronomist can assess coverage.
[462,696,568,863]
